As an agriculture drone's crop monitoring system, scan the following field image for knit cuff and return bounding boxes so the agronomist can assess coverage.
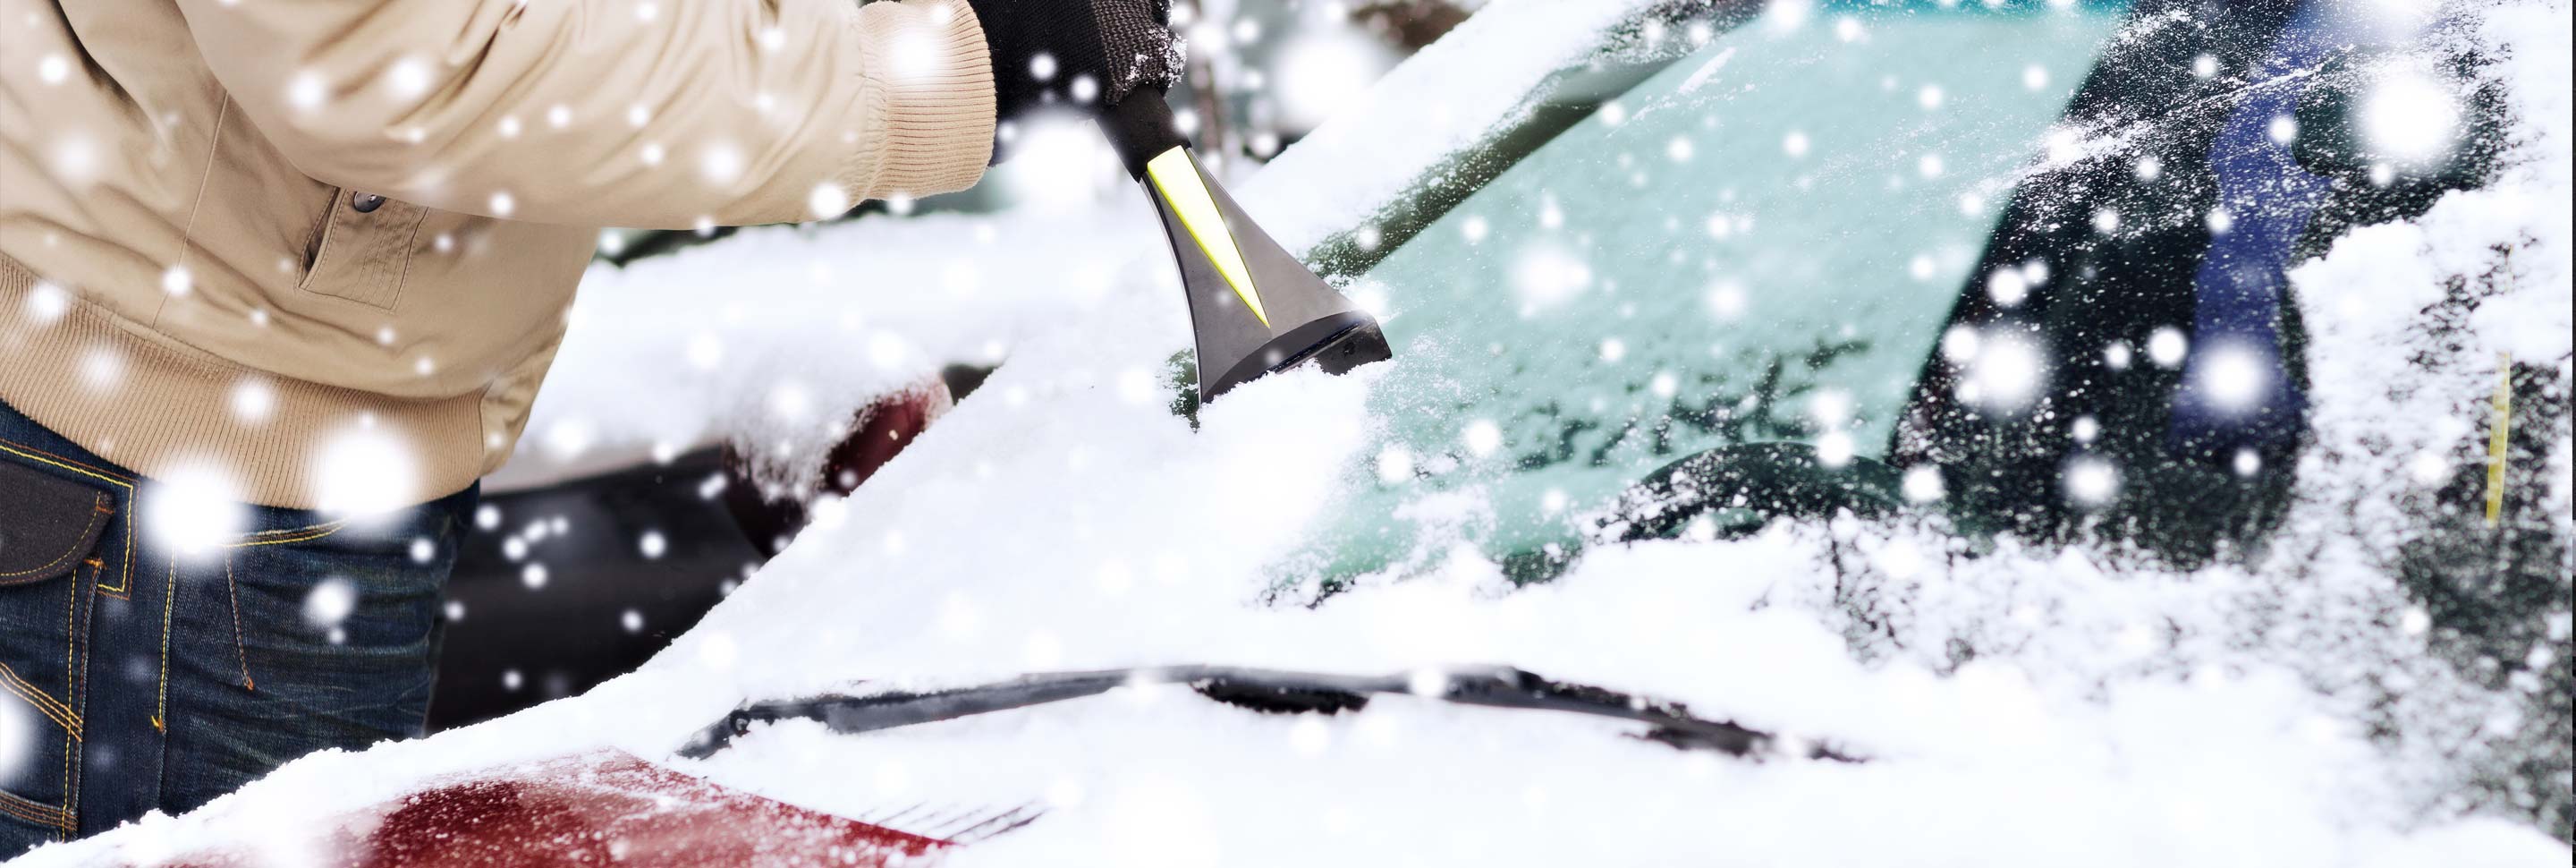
[850,0,998,199]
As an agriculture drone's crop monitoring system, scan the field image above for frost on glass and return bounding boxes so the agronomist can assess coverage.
[1280,1,2134,583]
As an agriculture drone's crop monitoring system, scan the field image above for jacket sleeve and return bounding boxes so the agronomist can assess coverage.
[174,0,994,228]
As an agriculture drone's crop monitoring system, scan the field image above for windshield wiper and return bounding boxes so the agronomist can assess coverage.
[676,665,1855,762]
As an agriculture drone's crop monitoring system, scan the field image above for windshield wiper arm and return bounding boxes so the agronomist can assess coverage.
[676,665,1855,762]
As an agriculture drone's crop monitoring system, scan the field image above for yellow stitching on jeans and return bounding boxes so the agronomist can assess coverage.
[0,669,73,731]
[0,438,131,481]
[91,504,134,594]
[241,519,343,539]
[61,574,78,836]
[0,798,61,824]
[0,789,67,821]
[225,520,351,549]
[0,791,68,826]
[0,495,106,580]
[61,546,76,829]
[0,445,127,594]
[224,557,256,692]
[0,662,80,737]
[153,557,176,733]
[0,796,64,824]
[0,801,64,829]
[0,661,79,727]
[0,440,133,595]
[0,437,118,836]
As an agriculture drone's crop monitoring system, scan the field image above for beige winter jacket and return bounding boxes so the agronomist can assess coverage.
[0,0,995,508]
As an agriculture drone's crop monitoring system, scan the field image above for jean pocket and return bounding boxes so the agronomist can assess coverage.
[216,517,443,736]
[0,449,114,838]
[0,460,114,588]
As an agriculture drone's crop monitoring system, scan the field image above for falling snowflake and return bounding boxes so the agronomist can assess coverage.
[1461,215,1491,243]
[2103,340,2134,370]
[313,425,417,515]
[1375,446,1415,483]
[1902,465,1945,502]
[698,143,744,186]
[0,694,31,785]
[1462,420,1504,458]
[2198,344,2271,411]
[1765,0,1813,33]
[2359,69,2461,164]
[1511,244,1593,311]
[1987,268,2030,307]
[2064,456,2121,506]
[2233,448,2263,476]
[1963,331,2046,412]
[808,183,851,220]
[383,56,431,99]
[1273,27,1396,131]
[229,379,275,425]
[303,577,358,629]
[144,470,244,557]
[286,72,327,112]
[25,281,68,323]
[2147,327,2189,368]
[2267,115,2299,146]
[1816,430,1856,468]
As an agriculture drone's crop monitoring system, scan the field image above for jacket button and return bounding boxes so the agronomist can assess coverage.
[351,191,386,213]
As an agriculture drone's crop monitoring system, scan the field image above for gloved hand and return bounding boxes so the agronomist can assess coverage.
[962,0,1184,161]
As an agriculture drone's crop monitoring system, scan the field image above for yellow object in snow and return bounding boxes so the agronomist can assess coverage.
[2486,353,2511,526]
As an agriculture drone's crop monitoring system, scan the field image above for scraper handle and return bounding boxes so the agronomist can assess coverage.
[1099,90,1191,181]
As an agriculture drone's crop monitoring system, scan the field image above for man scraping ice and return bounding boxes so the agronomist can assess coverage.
[0,0,1175,848]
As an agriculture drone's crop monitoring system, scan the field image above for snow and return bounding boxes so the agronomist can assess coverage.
[17,0,2574,864]
[483,206,1162,494]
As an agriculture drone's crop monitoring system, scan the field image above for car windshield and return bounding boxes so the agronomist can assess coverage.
[1282,0,2139,583]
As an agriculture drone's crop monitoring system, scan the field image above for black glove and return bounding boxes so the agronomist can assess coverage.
[962,0,1183,161]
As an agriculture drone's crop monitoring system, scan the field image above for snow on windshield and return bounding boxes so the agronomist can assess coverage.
[35,0,2571,864]
[1299,0,2136,578]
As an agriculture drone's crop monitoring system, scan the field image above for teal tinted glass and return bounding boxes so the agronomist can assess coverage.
[1287,2,2139,584]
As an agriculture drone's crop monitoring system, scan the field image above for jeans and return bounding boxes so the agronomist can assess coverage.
[0,397,475,853]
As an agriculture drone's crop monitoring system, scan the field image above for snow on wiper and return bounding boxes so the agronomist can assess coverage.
[675,665,1857,763]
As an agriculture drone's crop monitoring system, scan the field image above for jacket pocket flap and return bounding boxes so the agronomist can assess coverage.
[0,460,114,586]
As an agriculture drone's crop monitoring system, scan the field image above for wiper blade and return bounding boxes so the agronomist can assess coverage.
[676,665,1855,762]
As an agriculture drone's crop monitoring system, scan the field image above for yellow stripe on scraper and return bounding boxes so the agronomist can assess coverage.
[2487,352,2511,525]
[1145,147,1269,327]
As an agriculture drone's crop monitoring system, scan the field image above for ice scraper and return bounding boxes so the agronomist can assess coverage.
[1096,92,1394,403]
